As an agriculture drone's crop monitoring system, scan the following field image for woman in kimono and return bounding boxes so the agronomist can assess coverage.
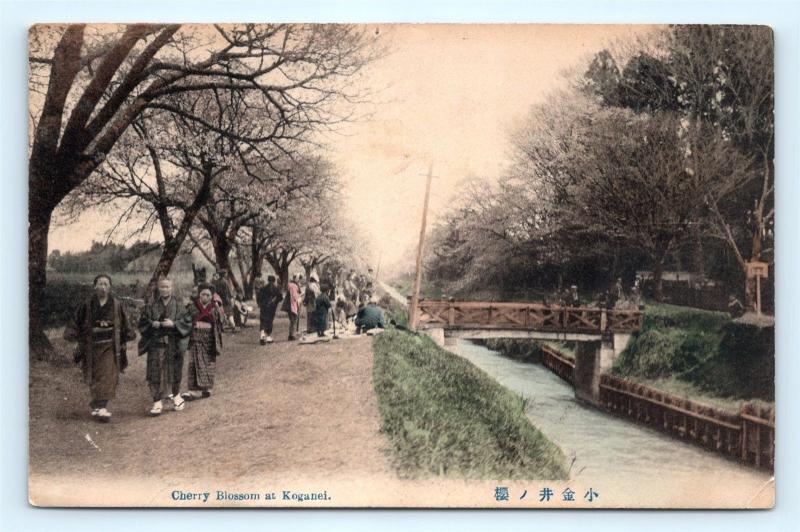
[313,283,333,338]
[304,275,321,335]
[181,284,223,401]
[138,277,192,416]
[64,274,135,422]
[283,275,301,341]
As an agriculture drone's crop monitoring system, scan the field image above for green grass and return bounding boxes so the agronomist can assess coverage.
[612,302,774,405]
[542,341,575,359]
[632,376,757,412]
[372,329,567,480]
[481,339,575,363]
[377,293,409,329]
[481,338,541,363]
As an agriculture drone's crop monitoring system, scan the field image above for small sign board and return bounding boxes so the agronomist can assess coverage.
[746,261,769,279]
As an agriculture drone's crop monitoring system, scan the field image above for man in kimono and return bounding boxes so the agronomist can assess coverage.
[257,275,283,345]
[138,277,192,416]
[64,274,135,422]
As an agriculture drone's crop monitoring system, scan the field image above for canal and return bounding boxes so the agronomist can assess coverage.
[452,340,774,508]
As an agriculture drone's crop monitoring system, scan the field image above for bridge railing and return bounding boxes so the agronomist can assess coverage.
[415,300,643,333]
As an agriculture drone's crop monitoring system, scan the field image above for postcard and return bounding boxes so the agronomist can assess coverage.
[27,23,774,508]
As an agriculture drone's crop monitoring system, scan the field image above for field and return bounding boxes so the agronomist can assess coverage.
[612,303,775,408]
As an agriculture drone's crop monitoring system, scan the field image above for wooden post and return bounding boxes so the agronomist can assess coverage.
[375,248,383,284]
[409,164,434,331]
[756,275,762,316]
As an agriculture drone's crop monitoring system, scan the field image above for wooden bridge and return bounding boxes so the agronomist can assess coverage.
[413,300,643,336]
[410,299,643,406]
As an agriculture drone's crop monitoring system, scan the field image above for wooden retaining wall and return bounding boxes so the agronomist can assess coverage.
[539,344,575,385]
[599,374,774,470]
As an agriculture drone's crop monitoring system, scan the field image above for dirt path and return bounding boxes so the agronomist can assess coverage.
[29,314,395,504]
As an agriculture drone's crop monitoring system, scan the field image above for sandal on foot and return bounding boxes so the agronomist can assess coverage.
[96,408,112,422]
[149,401,163,416]
[172,394,185,411]
[181,391,203,401]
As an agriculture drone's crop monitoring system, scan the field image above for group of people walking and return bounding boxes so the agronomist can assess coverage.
[65,267,386,423]
[65,275,226,422]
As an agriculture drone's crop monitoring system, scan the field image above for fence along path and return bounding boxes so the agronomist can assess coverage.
[535,343,774,471]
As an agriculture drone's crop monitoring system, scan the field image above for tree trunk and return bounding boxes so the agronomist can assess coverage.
[234,243,250,298]
[149,186,210,293]
[652,253,665,302]
[691,225,705,278]
[29,208,55,360]
[212,237,243,296]
[744,220,764,311]
[266,253,292,289]
[245,254,263,300]
[277,264,290,289]
[244,230,264,300]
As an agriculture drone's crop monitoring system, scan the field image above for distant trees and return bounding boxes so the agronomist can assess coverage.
[48,241,161,273]
[583,25,773,307]
[426,25,772,306]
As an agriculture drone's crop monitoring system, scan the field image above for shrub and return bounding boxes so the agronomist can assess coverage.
[613,303,773,403]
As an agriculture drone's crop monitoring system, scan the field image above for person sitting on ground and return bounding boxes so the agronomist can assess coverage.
[334,294,349,330]
[355,296,386,334]
[232,292,249,328]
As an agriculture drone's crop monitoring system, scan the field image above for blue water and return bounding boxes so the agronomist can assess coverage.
[453,340,772,505]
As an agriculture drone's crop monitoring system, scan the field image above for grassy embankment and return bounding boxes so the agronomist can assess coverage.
[484,303,774,412]
[611,303,774,410]
[371,301,567,480]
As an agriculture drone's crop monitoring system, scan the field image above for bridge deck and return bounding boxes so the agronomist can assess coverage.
[415,300,643,334]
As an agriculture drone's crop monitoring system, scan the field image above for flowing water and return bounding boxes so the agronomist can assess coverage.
[452,340,774,507]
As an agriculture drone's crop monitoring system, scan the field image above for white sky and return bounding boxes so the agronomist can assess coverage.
[49,24,656,272]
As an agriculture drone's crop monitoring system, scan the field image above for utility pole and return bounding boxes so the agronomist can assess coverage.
[375,248,383,283]
[409,163,433,331]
